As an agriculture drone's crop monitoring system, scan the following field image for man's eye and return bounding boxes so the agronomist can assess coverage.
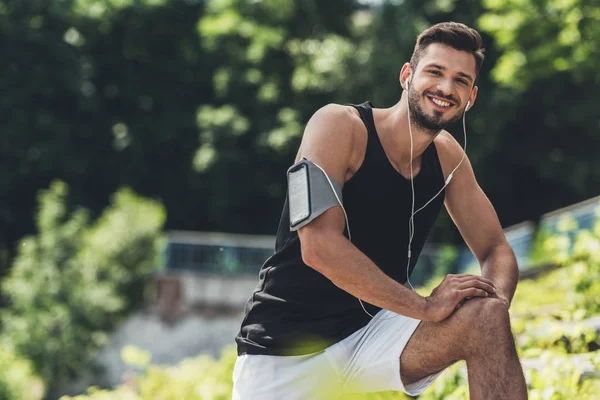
[457,79,468,85]
[428,70,441,76]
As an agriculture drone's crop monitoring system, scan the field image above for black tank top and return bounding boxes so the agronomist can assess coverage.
[236,101,446,356]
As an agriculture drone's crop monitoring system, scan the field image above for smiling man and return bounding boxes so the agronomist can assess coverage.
[234,22,528,399]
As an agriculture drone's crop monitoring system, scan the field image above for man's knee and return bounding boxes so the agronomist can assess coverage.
[452,297,511,349]
[463,297,509,324]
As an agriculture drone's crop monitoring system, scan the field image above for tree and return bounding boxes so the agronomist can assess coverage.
[475,0,600,224]
[0,0,210,275]
[191,0,361,233]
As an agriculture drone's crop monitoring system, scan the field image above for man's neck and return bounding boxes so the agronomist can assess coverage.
[373,96,440,168]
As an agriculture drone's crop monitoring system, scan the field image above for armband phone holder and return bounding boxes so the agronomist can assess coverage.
[287,158,343,231]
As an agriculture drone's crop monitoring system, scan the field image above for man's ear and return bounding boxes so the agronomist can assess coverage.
[399,63,412,90]
[467,85,478,111]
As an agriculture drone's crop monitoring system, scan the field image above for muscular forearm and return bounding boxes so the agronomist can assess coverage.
[480,244,519,304]
[304,234,428,320]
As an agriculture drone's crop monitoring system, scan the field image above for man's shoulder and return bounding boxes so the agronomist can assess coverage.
[434,129,458,147]
[313,103,363,126]
[306,103,366,145]
[433,130,468,177]
[434,130,465,159]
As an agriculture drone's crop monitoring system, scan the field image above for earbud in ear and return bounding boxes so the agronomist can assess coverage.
[466,100,471,111]
[405,79,410,89]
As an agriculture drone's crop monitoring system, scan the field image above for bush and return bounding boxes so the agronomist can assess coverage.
[527,351,600,400]
[61,346,237,400]
[1,181,165,396]
[0,343,44,400]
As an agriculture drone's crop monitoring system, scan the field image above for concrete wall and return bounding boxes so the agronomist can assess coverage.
[65,309,245,395]
[180,273,258,309]
[64,273,257,395]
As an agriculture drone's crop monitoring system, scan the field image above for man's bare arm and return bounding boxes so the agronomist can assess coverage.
[301,207,430,320]
[440,132,519,304]
[480,244,518,305]
[296,106,495,322]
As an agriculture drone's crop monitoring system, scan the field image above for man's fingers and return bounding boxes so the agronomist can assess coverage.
[459,288,489,301]
[454,274,496,288]
[457,279,496,294]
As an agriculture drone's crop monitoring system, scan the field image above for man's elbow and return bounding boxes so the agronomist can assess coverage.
[299,229,334,274]
[300,235,326,271]
[481,242,519,277]
[481,240,515,263]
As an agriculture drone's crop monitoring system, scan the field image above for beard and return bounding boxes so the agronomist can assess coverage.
[407,85,464,135]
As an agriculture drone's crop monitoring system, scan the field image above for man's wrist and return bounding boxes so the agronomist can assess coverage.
[417,294,430,321]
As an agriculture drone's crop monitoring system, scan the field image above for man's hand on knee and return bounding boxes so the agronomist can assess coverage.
[423,274,497,323]
[456,290,510,311]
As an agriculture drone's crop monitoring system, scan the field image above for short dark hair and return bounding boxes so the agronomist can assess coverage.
[410,22,485,76]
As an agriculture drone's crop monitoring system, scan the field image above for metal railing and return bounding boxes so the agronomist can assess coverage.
[161,195,600,279]
[163,231,275,275]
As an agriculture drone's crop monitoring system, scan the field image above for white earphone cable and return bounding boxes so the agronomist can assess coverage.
[405,80,469,291]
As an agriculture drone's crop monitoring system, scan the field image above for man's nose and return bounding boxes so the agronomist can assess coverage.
[436,79,454,96]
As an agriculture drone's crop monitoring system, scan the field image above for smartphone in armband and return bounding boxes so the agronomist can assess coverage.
[288,161,311,229]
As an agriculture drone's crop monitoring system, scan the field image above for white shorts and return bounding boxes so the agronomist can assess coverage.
[232,309,445,399]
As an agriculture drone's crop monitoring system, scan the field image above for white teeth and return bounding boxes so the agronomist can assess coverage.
[431,97,451,107]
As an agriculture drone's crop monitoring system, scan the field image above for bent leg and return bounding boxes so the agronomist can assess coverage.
[400,297,527,400]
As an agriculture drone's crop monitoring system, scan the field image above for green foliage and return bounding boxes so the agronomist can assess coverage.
[2,0,600,265]
[68,0,168,19]
[527,351,600,400]
[191,0,360,233]
[530,213,579,267]
[416,362,469,400]
[0,0,210,267]
[480,0,600,89]
[60,346,237,400]
[0,343,44,400]
[472,0,600,227]
[120,346,152,370]
[519,323,599,356]
[433,244,460,277]
[1,181,165,395]
[522,219,600,320]
[529,227,566,267]
[64,228,600,399]
[511,267,573,323]
[570,224,600,317]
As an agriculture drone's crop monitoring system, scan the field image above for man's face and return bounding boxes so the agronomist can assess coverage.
[406,43,477,134]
